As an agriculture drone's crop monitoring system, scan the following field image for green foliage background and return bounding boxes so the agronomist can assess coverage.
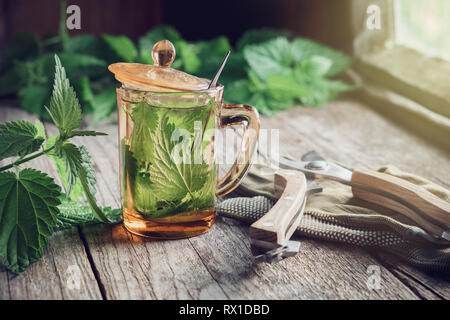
[0,24,353,121]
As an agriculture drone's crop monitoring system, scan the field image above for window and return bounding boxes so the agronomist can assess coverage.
[350,0,450,118]
[348,0,450,147]
[395,0,450,62]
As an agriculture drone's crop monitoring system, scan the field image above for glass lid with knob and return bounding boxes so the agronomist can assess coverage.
[108,40,211,92]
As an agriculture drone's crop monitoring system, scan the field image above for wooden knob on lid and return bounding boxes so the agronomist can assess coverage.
[152,40,176,67]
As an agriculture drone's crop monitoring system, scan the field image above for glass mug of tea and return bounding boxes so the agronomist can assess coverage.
[109,40,260,239]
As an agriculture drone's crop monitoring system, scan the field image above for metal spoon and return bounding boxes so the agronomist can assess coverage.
[208,50,231,89]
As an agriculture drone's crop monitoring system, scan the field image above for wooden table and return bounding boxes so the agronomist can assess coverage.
[1,99,449,300]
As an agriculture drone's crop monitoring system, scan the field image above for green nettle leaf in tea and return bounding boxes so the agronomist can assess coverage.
[149,117,208,201]
[124,101,216,220]
[129,101,159,162]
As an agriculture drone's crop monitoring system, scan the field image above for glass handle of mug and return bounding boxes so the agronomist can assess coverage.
[217,104,260,197]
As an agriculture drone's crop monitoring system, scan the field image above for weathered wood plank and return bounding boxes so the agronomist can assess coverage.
[3,98,449,300]
[191,124,421,299]
[0,107,103,300]
[259,99,450,299]
[0,227,102,300]
[189,216,419,299]
[75,123,228,299]
[74,117,419,299]
[371,251,447,300]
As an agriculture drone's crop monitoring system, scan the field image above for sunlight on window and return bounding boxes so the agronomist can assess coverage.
[395,0,450,61]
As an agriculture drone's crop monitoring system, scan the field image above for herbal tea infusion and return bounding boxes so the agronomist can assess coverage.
[117,88,219,238]
[110,39,260,239]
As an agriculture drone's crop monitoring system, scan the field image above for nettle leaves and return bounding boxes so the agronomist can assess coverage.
[0,120,45,160]
[0,55,108,274]
[45,56,83,136]
[0,169,61,274]
[129,101,159,162]
[149,116,209,202]
[46,55,108,221]
[226,36,354,116]
[0,24,353,122]
[128,102,216,220]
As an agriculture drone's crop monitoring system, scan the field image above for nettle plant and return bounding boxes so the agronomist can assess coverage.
[0,23,353,122]
[0,55,111,274]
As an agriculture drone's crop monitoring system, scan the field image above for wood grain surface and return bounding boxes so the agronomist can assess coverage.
[0,98,449,300]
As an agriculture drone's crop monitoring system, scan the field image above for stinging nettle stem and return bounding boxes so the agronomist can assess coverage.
[0,145,56,172]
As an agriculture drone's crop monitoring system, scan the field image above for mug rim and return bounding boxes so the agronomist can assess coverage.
[121,83,224,95]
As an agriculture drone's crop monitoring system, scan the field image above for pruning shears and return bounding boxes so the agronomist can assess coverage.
[249,150,450,264]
